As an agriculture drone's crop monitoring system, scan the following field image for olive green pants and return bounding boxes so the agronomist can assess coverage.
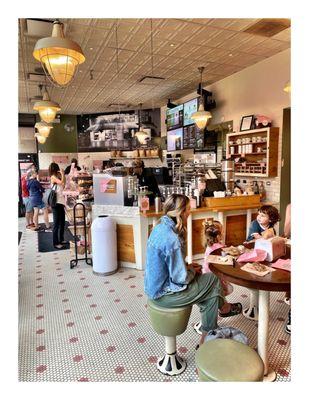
[153,273,225,332]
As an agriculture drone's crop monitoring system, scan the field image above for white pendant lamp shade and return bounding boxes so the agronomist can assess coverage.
[33,91,61,123]
[191,103,212,130]
[135,129,148,144]
[35,133,47,144]
[33,20,85,87]
[35,121,53,137]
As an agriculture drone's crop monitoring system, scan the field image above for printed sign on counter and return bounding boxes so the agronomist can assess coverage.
[140,196,150,212]
[100,178,117,194]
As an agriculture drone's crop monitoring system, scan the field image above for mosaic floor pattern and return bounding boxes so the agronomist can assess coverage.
[18,219,291,382]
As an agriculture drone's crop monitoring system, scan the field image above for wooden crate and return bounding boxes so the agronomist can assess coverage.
[205,194,260,209]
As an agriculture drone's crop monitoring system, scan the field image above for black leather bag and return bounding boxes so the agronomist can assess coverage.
[47,184,57,208]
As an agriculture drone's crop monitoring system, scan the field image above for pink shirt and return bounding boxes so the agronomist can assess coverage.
[202,242,224,273]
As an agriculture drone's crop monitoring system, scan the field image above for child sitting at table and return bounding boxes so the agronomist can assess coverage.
[246,205,280,241]
[194,219,241,334]
[244,205,281,320]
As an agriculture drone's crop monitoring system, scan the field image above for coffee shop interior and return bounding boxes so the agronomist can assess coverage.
[14,9,303,387]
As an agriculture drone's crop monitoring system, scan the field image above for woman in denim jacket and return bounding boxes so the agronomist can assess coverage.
[144,194,242,344]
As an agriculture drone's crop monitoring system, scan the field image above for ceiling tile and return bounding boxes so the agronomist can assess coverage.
[18,17,291,114]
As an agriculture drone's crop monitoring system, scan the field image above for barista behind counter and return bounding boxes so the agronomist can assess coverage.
[132,159,161,205]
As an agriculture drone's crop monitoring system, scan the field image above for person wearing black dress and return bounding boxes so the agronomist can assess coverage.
[64,158,81,175]
[132,159,161,205]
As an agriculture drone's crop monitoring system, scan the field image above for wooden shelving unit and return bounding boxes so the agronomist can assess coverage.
[226,127,279,177]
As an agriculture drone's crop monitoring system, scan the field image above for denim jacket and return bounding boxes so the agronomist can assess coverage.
[144,215,195,300]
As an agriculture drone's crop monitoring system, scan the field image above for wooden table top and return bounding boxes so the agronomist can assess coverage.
[209,259,290,292]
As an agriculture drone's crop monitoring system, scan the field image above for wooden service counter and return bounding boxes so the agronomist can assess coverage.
[142,194,266,264]
[92,195,272,270]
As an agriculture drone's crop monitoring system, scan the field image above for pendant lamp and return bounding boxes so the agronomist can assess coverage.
[33,86,61,123]
[35,121,53,137]
[191,67,212,130]
[284,81,291,93]
[33,20,85,87]
[34,132,47,144]
[135,103,148,143]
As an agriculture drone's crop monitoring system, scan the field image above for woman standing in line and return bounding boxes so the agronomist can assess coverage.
[49,163,67,249]
[144,194,242,345]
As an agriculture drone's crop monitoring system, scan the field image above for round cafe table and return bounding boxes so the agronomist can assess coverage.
[209,257,290,382]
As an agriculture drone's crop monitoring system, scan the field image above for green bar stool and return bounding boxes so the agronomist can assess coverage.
[196,339,264,381]
[147,300,192,376]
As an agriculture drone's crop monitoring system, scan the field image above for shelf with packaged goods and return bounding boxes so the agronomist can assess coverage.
[226,127,279,177]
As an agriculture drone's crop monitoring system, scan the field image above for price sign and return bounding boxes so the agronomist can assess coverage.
[100,178,117,193]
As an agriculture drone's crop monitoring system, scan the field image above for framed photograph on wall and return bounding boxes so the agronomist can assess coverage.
[240,115,254,131]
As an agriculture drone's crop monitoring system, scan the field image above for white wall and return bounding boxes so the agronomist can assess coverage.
[18,127,37,153]
[161,49,291,203]
[38,153,78,170]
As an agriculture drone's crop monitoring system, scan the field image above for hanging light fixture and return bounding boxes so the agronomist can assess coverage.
[33,86,61,123]
[33,19,85,87]
[191,67,212,130]
[35,121,53,137]
[34,132,47,144]
[135,103,148,143]
[284,81,291,93]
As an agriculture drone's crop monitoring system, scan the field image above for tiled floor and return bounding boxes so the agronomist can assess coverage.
[18,217,291,382]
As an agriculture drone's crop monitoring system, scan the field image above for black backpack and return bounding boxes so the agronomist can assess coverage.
[47,184,57,207]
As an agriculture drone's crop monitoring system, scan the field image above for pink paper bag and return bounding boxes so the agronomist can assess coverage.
[271,258,291,272]
[237,249,267,263]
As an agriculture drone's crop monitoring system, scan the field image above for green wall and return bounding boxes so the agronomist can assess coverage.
[38,115,78,153]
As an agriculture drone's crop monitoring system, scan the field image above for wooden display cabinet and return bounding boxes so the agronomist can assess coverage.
[226,127,279,177]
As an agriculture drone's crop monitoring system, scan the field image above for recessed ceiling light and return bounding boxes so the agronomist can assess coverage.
[170,43,175,47]
[229,53,233,57]
[79,70,83,73]
[89,47,94,50]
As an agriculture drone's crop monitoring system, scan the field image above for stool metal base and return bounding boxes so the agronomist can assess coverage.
[243,306,259,321]
[243,290,259,320]
[157,352,187,376]
[263,369,276,382]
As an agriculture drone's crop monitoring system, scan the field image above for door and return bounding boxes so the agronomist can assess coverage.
[279,108,291,234]
[18,153,39,217]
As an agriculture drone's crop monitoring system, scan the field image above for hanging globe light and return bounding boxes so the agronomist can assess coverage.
[34,133,47,144]
[35,121,53,137]
[33,20,85,87]
[191,67,212,130]
[33,87,61,123]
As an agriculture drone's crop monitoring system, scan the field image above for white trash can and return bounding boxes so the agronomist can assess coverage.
[91,215,117,275]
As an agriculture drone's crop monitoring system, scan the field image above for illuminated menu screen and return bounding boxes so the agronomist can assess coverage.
[183,98,198,126]
[183,125,204,149]
[166,104,184,131]
[167,127,184,151]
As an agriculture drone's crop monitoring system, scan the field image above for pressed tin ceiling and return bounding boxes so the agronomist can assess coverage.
[18,18,290,115]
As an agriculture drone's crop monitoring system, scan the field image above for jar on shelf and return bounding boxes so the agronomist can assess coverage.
[151,148,159,157]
